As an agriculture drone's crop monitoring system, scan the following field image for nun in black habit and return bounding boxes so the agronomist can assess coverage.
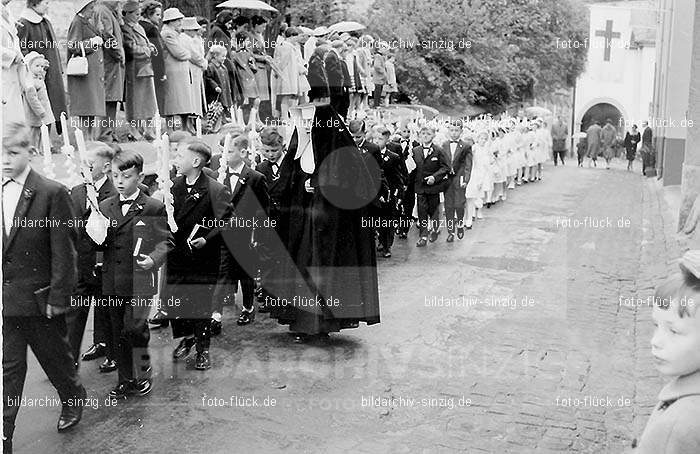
[264,103,381,341]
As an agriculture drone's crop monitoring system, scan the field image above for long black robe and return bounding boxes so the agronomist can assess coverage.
[267,104,380,334]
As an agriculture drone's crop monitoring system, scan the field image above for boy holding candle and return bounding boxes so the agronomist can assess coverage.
[96,149,173,398]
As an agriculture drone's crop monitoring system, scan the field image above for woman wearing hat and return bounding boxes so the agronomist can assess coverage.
[181,17,207,126]
[66,0,106,140]
[122,0,157,140]
[160,7,195,131]
[140,1,166,113]
[2,0,26,129]
[249,15,273,121]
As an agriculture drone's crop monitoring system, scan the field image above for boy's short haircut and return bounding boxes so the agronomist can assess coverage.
[419,125,435,134]
[112,149,144,173]
[184,139,212,164]
[106,141,122,153]
[259,126,284,146]
[169,130,193,144]
[654,269,700,318]
[348,119,365,134]
[232,135,249,150]
[377,126,391,137]
[2,121,31,149]
[450,119,463,129]
[86,141,116,161]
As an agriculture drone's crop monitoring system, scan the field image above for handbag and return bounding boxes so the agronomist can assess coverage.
[66,42,89,76]
[205,94,224,133]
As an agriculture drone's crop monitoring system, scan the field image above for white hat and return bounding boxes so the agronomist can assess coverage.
[162,7,185,23]
[23,51,47,66]
[181,17,200,30]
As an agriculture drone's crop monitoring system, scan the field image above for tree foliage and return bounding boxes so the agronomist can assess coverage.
[361,0,588,111]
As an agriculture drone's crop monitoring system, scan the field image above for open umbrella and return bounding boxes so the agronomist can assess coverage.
[523,106,552,119]
[215,0,278,13]
[298,26,314,35]
[328,21,366,33]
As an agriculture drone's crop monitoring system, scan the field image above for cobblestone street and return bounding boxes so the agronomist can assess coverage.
[13,160,687,453]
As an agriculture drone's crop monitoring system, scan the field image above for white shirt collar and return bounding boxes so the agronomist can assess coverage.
[228,162,245,174]
[119,189,140,202]
[94,175,108,191]
[3,165,31,186]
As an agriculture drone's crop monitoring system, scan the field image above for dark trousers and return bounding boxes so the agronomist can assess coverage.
[417,193,440,237]
[213,275,255,314]
[553,150,565,165]
[65,306,89,367]
[377,206,396,251]
[399,185,415,235]
[3,315,83,441]
[373,84,384,107]
[171,318,211,352]
[330,88,344,117]
[107,297,151,383]
[443,200,465,234]
[66,284,110,363]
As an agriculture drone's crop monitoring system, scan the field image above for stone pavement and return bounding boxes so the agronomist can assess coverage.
[12,159,689,453]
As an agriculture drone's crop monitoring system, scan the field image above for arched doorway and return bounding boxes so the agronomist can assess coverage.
[580,103,624,133]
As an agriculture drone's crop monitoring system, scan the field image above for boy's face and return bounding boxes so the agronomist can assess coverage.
[174,144,198,175]
[448,125,462,141]
[112,165,144,197]
[350,128,365,146]
[2,142,31,179]
[260,142,283,162]
[29,60,47,76]
[418,130,434,146]
[400,127,410,140]
[651,302,700,377]
[225,145,246,168]
[375,135,388,149]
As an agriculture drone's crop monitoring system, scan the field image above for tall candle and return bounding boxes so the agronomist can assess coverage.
[60,112,69,148]
[196,117,202,138]
[154,114,161,140]
[74,128,86,155]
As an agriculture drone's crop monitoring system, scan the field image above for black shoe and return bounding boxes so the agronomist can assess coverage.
[172,337,195,361]
[292,333,308,343]
[446,233,454,243]
[457,227,464,239]
[428,231,438,243]
[383,250,392,258]
[81,343,107,361]
[108,381,135,399]
[57,386,85,432]
[416,237,427,247]
[195,351,211,370]
[237,310,255,326]
[3,436,11,454]
[133,378,153,396]
[148,310,169,329]
[210,319,222,336]
[99,358,117,373]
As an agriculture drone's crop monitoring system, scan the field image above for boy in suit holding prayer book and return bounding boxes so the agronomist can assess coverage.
[97,150,174,399]
[166,139,232,370]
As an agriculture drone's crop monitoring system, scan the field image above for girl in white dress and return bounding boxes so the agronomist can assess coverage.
[465,130,488,225]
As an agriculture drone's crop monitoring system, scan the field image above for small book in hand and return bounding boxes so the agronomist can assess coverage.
[187,224,211,251]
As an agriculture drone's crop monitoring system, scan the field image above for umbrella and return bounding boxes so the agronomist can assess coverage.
[328,21,366,33]
[298,26,314,35]
[313,26,330,37]
[215,0,278,13]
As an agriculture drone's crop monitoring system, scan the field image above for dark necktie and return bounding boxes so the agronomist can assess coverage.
[119,199,133,207]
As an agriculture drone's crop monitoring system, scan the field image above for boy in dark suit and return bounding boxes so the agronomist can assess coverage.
[412,125,450,247]
[394,123,419,239]
[441,120,472,242]
[68,142,118,373]
[97,150,173,398]
[374,127,407,257]
[167,139,231,370]
[214,135,269,329]
[2,122,86,451]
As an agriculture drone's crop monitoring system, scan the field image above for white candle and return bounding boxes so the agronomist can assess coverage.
[41,125,51,162]
[196,117,202,138]
[154,114,161,140]
[60,112,69,148]
[74,128,86,154]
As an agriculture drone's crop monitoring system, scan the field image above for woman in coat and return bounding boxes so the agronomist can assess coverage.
[122,0,157,140]
[250,15,272,121]
[182,17,206,124]
[2,0,26,129]
[17,0,67,135]
[139,0,165,114]
[624,124,641,172]
[66,0,105,140]
[160,7,194,131]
